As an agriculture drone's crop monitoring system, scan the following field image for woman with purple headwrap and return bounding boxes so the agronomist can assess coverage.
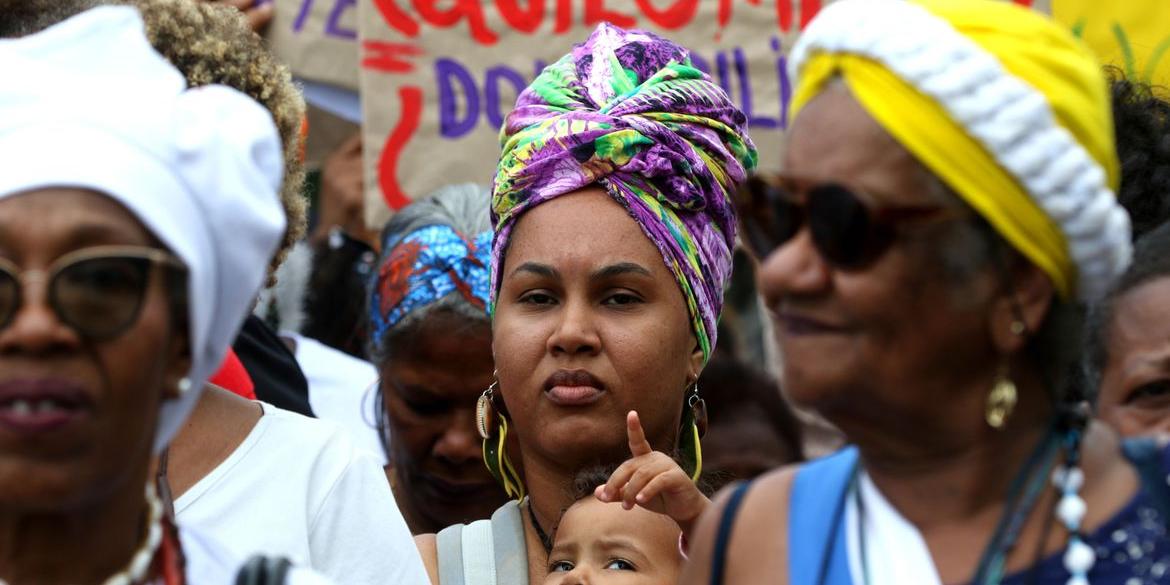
[412,24,756,585]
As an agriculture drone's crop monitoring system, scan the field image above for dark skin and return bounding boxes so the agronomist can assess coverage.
[163,384,262,499]
[1097,277,1170,437]
[681,85,1137,585]
[379,313,506,534]
[0,188,191,585]
[415,188,704,584]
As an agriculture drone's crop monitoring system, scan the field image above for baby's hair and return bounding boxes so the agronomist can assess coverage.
[570,464,620,502]
[568,462,717,505]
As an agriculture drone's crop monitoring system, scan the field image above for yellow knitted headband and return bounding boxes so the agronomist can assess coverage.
[789,0,1130,301]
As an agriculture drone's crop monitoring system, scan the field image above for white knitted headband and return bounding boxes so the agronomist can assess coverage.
[790,0,1131,301]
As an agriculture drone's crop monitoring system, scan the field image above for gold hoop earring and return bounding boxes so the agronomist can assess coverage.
[986,365,1017,430]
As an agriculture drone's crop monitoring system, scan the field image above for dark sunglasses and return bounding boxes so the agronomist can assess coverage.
[0,246,186,340]
[736,175,964,270]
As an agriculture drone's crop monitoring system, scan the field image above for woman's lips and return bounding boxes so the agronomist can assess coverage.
[775,311,848,335]
[545,385,605,406]
[543,369,606,407]
[0,379,93,435]
[419,474,500,500]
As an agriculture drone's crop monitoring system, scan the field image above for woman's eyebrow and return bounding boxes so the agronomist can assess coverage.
[511,261,559,279]
[591,262,652,280]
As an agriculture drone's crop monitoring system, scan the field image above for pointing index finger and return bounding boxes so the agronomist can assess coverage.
[627,410,652,457]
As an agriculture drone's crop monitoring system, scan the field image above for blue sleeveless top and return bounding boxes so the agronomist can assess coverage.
[779,442,1170,585]
[781,442,1170,585]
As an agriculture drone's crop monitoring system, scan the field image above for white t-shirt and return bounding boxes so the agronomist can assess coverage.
[284,331,386,465]
[181,525,333,585]
[174,405,428,585]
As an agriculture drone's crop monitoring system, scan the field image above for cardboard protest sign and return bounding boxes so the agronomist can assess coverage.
[357,0,832,227]
[356,0,1068,228]
[267,0,362,91]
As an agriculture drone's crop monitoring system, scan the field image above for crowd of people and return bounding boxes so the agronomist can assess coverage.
[1,0,1169,583]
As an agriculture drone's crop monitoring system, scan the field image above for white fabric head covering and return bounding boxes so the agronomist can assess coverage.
[0,6,286,451]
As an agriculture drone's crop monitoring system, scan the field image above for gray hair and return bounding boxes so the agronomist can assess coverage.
[366,183,494,364]
[1083,222,1170,397]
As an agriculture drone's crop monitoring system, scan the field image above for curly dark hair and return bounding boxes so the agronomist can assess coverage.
[2,0,307,287]
[1108,66,1170,241]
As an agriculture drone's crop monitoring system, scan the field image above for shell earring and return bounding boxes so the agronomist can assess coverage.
[476,375,499,440]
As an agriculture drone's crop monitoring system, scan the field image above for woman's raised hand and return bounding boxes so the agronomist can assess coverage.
[596,411,711,536]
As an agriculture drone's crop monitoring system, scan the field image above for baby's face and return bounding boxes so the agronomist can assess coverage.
[543,496,682,585]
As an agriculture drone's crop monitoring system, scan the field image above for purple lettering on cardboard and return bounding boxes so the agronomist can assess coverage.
[485,65,529,130]
[325,0,358,39]
[736,47,778,129]
[436,58,480,139]
[781,52,790,128]
[293,0,315,32]
[714,51,731,97]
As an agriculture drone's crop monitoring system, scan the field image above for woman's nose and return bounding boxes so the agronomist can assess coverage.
[433,407,482,466]
[0,277,79,355]
[758,228,832,306]
[547,298,601,357]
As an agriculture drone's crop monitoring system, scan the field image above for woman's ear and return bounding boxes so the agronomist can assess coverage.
[989,261,1054,355]
[688,344,705,384]
[162,329,193,401]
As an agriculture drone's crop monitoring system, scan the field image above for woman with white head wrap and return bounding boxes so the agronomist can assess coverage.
[0,7,317,583]
[683,2,1170,585]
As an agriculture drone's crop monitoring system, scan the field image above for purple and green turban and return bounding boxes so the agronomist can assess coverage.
[490,24,758,363]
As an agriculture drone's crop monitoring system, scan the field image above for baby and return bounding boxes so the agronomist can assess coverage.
[544,411,711,585]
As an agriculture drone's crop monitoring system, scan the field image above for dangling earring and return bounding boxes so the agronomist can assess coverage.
[678,384,707,483]
[986,365,1017,429]
[986,320,1026,430]
[475,384,497,440]
[479,373,525,500]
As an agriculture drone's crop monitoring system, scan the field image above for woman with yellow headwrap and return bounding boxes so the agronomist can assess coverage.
[680,1,1165,585]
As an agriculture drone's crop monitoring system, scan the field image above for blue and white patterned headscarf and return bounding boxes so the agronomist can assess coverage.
[368,224,492,353]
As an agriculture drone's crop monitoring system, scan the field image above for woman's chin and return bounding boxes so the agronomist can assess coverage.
[527,418,627,464]
[781,370,859,413]
[0,460,100,511]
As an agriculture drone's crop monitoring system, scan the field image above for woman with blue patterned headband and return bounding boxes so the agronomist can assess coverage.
[367,183,510,535]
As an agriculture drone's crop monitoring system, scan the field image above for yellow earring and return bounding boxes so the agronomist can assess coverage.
[479,375,525,500]
[986,366,1017,430]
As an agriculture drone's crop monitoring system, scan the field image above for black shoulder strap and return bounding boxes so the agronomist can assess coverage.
[710,480,753,585]
[235,555,293,585]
